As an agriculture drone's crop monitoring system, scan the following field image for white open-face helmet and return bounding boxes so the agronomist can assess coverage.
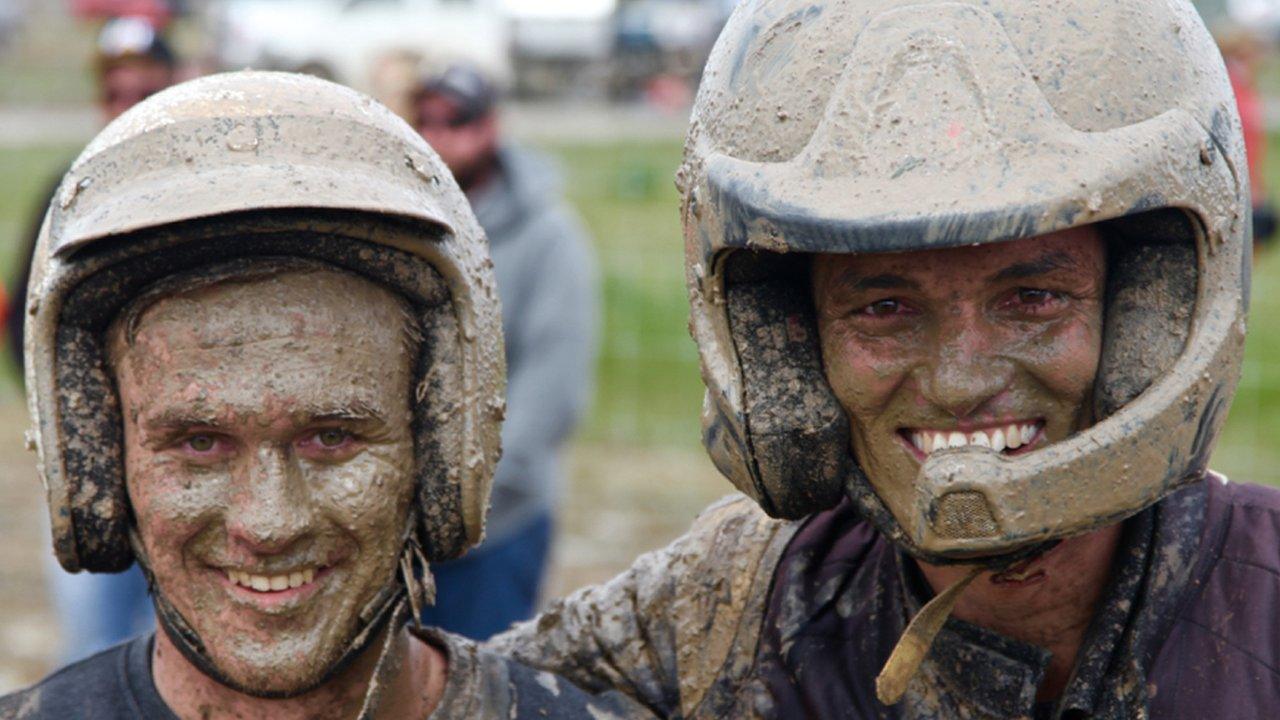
[25,71,505,692]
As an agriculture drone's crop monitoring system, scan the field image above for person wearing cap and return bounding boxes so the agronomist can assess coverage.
[0,71,652,720]
[486,1,1279,718]
[11,15,178,367]
[93,15,178,122]
[410,64,597,640]
[7,15,180,666]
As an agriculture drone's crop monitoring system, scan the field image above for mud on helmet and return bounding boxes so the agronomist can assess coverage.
[682,0,1248,564]
[25,71,504,693]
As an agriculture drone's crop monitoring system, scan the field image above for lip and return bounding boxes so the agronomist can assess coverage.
[213,564,336,613]
[897,418,1046,462]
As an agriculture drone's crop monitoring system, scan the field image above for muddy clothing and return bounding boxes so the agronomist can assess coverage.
[0,629,652,720]
[489,475,1280,719]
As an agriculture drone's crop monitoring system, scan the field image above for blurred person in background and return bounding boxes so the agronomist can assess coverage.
[7,15,177,666]
[1216,22,1278,247]
[9,14,177,368]
[411,64,598,640]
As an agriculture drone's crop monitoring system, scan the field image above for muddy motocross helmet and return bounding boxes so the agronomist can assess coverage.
[25,71,504,693]
[684,0,1248,563]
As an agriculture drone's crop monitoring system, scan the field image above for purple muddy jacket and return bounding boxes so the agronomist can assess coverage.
[490,475,1280,719]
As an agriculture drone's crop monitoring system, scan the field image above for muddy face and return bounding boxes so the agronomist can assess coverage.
[109,269,417,695]
[812,228,1106,521]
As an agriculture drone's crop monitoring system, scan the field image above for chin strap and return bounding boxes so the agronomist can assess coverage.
[875,566,983,706]
[355,538,436,720]
[354,597,410,720]
[399,532,435,626]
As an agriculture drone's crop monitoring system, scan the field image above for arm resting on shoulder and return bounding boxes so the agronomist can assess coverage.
[486,495,793,718]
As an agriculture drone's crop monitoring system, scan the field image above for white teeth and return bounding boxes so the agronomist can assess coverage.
[227,567,319,592]
[1020,424,1036,445]
[1005,424,1023,449]
[911,432,929,453]
[908,422,1043,456]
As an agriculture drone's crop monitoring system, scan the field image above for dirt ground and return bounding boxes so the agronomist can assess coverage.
[0,394,726,694]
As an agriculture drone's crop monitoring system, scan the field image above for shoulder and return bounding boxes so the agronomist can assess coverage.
[1149,476,1280,715]
[425,628,655,719]
[0,642,140,720]
[1208,474,1280,572]
[1171,476,1280,663]
[659,496,797,714]
[660,494,795,588]
[553,494,792,621]
[688,492,786,542]
[484,494,795,716]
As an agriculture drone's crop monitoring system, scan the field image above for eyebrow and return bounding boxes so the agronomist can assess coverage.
[139,408,222,431]
[301,406,390,426]
[987,252,1078,283]
[830,271,922,293]
[139,402,389,433]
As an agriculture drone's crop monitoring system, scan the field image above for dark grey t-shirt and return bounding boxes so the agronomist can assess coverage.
[0,634,174,720]
[0,630,651,719]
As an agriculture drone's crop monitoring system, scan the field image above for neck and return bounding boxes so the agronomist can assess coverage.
[916,523,1122,701]
[151,623,448,720]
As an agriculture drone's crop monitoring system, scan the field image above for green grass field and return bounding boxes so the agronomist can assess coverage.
[4,136,1280,483]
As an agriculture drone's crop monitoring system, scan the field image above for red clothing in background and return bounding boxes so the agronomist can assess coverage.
[1228,58,1267,202]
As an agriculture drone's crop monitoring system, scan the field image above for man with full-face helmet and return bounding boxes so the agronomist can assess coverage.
[0,71,652,720]
[488,1,1278,717]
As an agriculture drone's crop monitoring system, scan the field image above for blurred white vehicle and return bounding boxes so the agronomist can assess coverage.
[1227,0,1280,35]
[501,0,617,96]
[612,0,726,98]
[207,0,512,91]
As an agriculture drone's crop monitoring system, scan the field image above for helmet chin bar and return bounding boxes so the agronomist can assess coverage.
[841,461,1058,569]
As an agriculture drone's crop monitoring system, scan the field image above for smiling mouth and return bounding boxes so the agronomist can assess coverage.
[900,420,1044,457]
[224,566,323,593]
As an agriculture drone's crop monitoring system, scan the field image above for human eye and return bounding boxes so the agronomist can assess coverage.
[998,287,1068,317]
[858,298,915,318]
[295,427,362,461]
[172,433,234,463]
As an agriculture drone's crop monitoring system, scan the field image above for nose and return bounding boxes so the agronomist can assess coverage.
[917,312,1015,419]
[225,445,314,554]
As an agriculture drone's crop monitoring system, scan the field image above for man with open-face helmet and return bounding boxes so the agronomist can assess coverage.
[488,1,1278,717]
[0,71,652,720]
